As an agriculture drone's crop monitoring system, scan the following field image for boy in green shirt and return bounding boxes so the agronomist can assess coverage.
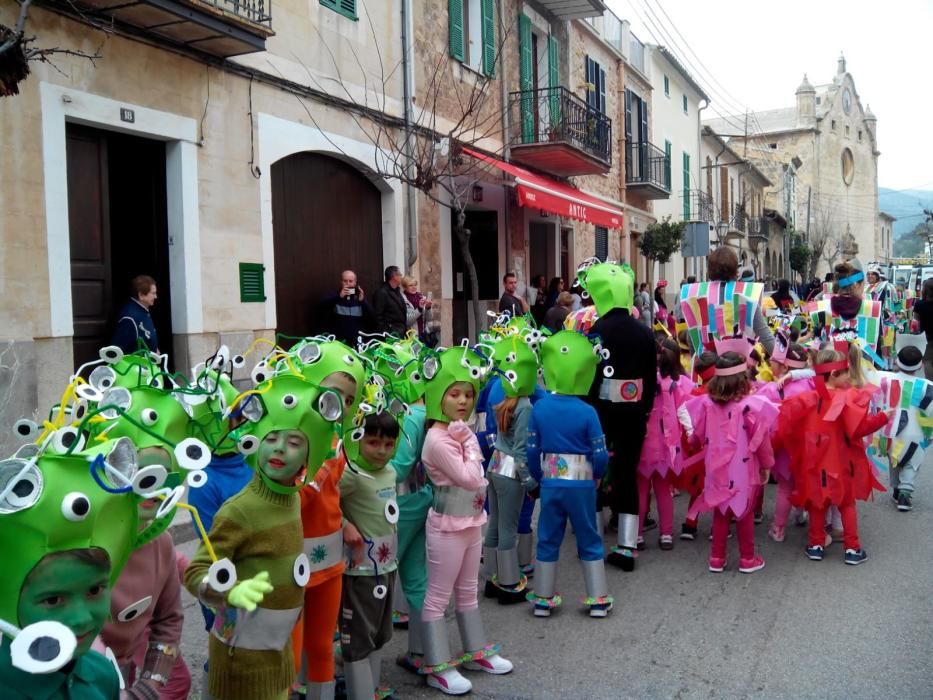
[340,410,401,700]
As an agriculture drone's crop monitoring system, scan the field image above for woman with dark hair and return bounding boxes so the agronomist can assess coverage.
[653,280,669,326]
[545,277,565,309]
[912,278,933,380]
[771,279,794,311]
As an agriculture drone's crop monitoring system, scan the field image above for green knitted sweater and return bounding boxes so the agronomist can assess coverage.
[184,474,303,700]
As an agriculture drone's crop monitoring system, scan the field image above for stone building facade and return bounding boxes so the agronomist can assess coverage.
[705,55,881,276]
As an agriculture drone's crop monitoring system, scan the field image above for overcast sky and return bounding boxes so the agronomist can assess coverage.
[607,0,933,191]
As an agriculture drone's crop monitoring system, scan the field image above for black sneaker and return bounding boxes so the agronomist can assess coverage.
[680,523,697,541]
[483,580,500,599]
[844,548,868,565]
[643,515,658,532]
[897,491,913,512]
[891,487,900,503]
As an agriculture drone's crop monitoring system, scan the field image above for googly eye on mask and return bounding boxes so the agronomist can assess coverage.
[208,559,237,592]
[61,492,91,522]
[0,459,43,513]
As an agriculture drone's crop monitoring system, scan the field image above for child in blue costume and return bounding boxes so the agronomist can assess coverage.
[527,330,612,618]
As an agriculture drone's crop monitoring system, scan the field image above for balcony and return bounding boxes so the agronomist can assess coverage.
[74,0,274,57]
[536,0,606,20]
[729,204,748,237]
[508,86,612,177]
[686,189,716,222]
[626,141,671,199]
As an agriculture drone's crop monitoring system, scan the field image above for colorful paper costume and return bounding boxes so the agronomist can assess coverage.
[678,280,764,354]
[869,371,933,495]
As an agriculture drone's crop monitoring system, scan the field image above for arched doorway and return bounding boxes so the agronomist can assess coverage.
[271,152,383,341]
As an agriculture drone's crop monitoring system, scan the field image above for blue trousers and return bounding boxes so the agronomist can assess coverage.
[536,484,604,563]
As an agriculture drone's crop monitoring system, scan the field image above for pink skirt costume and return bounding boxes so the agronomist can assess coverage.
[637,374,693,538]
[686,394,778,563]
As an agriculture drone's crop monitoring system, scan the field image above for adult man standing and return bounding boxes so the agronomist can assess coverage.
[318,270,370,347]
[498,272,529,318]
[112,275,160,354]
[578,261,657,572]
[372,265,408,337]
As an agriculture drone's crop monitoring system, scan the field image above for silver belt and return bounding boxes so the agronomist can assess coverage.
[541,453,593,481]
[473,411,487,432]
[488,450,519,480]
[303,530,343,572]
[598,377,644,403]
[215,606,302,651]
[345,533,397,574]
[432,484,486,517]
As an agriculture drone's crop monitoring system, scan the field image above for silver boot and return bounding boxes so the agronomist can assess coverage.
[457,608,513,675]
[517,531,535,575]
[533,560,558,599]
[408,606,424,655]
[494,548,527,605]
[392,572,409,616]
[343,658,374,700]
[580,558,613,617]
[368,650,383,690]
[607,513,639,571]
[305,681,336,700]
[422,617,453,669]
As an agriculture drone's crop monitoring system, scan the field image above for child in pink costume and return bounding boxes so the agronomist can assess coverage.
[756,339,813,542]
[686,350,778,574]
[637,338,694,550]
[419,346,512,696]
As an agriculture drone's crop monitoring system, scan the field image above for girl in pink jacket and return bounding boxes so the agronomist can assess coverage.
[418,346,512,696]
[636,338,694,550]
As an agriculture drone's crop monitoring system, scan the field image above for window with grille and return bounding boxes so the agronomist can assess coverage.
[595,227,609,261]
[320,0,357,20]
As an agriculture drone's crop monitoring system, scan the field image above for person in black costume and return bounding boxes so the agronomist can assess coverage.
[577,260,657,572]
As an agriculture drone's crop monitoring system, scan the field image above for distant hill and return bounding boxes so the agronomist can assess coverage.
[879,188,933,238]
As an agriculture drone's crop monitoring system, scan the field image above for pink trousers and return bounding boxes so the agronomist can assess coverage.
[637,472,674,537]
[423,521,482,622]
[772,477,794,529]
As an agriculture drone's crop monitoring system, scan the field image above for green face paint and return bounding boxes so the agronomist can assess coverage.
[257,430,308,485]
[17,552,111,658]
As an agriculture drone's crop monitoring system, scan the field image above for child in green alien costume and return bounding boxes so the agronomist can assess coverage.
[287,337,367,700]
[337,378,407,700]
[183,372,342,700]
[365,338,434,674]
[482,331,540,604]
[0,437,141,700]
[418,344,513,697]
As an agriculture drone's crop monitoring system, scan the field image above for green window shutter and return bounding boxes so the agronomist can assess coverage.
[547,34,560,128]
[449,0,464,61]
[595,227,609,262]
[239,263,266,302]
[664,75,669,96]
[664,140,672,189]
[519,13,533,142]
[682,152,691,219]
[683,94,688,113]
[481,0,496,77]
[320,0,356,20]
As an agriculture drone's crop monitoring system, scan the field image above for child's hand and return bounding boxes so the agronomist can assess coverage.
[760,469,771,483]
[227,571,274,611]
[775,374,789,388]
[343,521,363,549]
[884,408,897,423]
[448,420,474,444]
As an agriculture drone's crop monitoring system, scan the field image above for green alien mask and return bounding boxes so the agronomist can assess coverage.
[540,330,602,396]
[576,259,635,316]
[422,344,492,423]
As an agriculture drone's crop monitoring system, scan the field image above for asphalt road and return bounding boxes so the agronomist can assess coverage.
[177,465,932,700]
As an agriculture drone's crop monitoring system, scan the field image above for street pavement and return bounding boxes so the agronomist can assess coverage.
[177,466,932,700]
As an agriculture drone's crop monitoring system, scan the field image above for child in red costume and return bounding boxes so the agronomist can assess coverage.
[777,347,891,565]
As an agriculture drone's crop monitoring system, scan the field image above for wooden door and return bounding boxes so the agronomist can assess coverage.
[67,126,111,369]
[271,153,383,343]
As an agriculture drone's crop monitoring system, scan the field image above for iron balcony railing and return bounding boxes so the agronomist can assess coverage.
[749,216,769,240]
[510,86,612,166]
[684,189,715,222]
[732,203,748,233]
[626,141,670,191]
[197,0,271,26]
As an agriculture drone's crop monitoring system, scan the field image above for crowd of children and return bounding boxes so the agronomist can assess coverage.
[1,254,928,700]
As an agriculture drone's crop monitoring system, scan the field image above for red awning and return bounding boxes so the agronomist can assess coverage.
[463,147,623,229]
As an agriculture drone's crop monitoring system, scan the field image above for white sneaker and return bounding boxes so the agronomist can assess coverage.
[463,653,513,675]
[427,668,472,695]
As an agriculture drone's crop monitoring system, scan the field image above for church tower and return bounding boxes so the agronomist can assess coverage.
[796,74,816,128]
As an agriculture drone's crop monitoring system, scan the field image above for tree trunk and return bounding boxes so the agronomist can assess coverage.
[454,210,485,341]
